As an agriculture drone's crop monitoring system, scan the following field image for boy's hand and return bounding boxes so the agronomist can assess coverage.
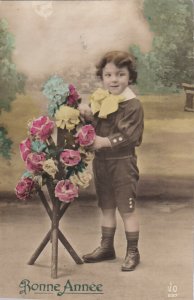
[89,136,111,150]
[78,103,93,121]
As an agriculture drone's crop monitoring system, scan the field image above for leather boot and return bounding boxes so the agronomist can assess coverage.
[83,226,116,263]
[121,231,140,271]
[121,248,140,271]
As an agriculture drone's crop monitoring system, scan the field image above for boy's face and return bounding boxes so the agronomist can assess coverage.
[102,62,130,95]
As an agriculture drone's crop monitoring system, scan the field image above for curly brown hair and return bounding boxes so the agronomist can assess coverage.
[96,50,137,84]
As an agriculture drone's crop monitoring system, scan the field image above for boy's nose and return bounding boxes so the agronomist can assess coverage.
[111,76,118,82]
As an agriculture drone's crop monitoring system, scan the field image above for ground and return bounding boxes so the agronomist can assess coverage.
[0,92,193,300]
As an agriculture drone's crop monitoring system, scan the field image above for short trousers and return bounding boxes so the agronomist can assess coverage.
[93,155,139,213]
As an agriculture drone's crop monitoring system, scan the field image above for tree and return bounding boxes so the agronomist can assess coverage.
[130,0,194,94]
[0,127,13,159]
[0,18,26,159]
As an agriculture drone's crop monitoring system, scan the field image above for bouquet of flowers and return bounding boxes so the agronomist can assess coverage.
[15,75,95,203]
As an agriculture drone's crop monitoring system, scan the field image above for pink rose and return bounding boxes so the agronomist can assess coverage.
[26,152,46,172]
[55,179,78,202]
[60,149,81,166]
[76,124,96,146]
[15,177,34,200]
[29,116,55,141]
[67,84,80,106]
[20,138,31,161]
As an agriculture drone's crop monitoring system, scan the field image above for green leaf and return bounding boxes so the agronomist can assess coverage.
[0,126,13,159]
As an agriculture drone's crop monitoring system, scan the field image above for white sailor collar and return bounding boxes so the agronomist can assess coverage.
[121,87,136,101]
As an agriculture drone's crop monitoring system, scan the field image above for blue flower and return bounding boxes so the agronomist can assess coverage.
[31,140,48,153]
[42,75,70,105]
[48,102,58,117]
[22,171,34,178]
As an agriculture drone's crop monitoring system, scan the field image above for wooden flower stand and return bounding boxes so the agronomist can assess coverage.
[27,128,83,279]
[27,187,83,279]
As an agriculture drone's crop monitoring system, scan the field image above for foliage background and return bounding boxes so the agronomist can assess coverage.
[130,0,194,94]
[0,19,26,159]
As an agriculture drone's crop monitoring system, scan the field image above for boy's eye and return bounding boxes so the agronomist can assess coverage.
[119,73,126,76]
[105,73,111,77]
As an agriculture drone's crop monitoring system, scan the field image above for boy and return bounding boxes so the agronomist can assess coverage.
[79,51,144,271]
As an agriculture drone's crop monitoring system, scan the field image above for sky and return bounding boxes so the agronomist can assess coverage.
[0,0,153,78]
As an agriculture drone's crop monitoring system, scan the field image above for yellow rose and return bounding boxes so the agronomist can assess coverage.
[55,105,80,130]
[70,171,92,188]
[43,159,58,178]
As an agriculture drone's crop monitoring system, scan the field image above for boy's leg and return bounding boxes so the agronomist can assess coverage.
[83,209,116,263]
[122,210,139,232]
[101,207,117,227]
[120,212,140,271]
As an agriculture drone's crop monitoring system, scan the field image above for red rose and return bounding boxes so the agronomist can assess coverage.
[15,177,34,200]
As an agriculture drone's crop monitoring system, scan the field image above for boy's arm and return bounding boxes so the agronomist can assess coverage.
[86,99,144,151]
[107,100,144,149]
[90,136,111,150]
[91,100,144,151]
[78,103,110,150]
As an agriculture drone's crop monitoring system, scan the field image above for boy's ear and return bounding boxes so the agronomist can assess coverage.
[128,79,132,84]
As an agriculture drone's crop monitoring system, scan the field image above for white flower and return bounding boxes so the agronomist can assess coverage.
[79,147,94,162]
[43,159,58,178]
[70,171,92,188]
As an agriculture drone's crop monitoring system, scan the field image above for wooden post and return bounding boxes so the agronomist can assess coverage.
[46,181,60,279]
[49,127,65,278]
[51,197,60,278]
[182,83,194,112]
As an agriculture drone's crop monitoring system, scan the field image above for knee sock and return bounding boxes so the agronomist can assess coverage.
[101,226,116,249]
[125,231,139,251]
